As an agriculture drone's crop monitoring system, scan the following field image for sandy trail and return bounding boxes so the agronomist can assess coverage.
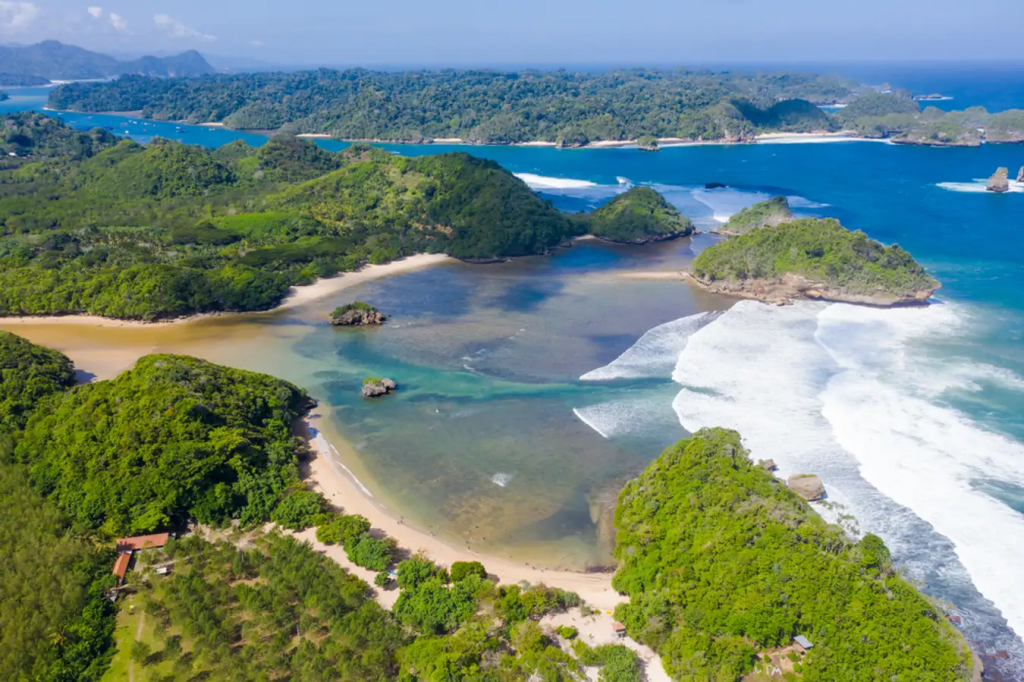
[0,254,454,329]
[542,608,671,682]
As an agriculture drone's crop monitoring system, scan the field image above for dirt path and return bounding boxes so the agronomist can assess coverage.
[128,608,145,682]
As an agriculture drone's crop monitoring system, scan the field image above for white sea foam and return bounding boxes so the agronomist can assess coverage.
[315,433,375,498]
[581,312,717,381]
[514,173,598,190]
[937,179,1024,194]
[786,195,830,209]
[616,176,631,185]
[664,300,1024,643]
[690,187,773,223]
[491,472,514,487]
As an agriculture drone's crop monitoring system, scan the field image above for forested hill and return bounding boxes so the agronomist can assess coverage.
[0,41,214,81]
[2,112,711,320]
[47,68,857,143]
[613,428,975,681]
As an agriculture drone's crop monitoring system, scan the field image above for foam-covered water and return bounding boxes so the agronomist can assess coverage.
[580,299,1024,668]
[581,312,718,381]
[938,179,1024,193]
[514,172,598,189]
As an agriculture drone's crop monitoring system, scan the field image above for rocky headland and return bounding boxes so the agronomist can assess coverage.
[689,218,940,307]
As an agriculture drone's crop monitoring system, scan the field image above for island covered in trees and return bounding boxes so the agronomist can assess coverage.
[48,68,860,144]
[0,332,979,681]
[581,186,695,243]
[690,217,940,306]
[45,69,1024,147]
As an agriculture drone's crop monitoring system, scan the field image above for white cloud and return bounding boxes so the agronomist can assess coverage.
[87,6,102,19]
[0,1,40,32]
[109,12,127,31]
[153,13,215,41]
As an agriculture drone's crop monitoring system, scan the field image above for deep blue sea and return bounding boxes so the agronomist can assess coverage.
[3,68,1024,678]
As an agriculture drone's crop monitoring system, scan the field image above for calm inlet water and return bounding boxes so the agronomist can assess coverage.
[4,72,1024,677]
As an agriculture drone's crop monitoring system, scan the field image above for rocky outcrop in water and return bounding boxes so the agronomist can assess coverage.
[987,167,1010,193]
[361,377,397,398]
[330,302,386,326]
[1017,166,1024,183]
[788,474,826,501]
[637,135,659,152]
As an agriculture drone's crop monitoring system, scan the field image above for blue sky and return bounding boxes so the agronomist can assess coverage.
[2,0,1024,65]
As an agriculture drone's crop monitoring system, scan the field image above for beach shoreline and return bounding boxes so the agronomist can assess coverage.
[0,253,454,329]
[299,414,627,612]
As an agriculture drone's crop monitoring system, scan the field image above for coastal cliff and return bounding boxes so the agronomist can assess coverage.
[689,218,940,306]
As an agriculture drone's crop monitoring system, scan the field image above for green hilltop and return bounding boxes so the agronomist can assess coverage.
[0,113,709,321]
[613,428,974,681]
[582,186,695,243]
[692,217,939,305]
[714,195,794,235]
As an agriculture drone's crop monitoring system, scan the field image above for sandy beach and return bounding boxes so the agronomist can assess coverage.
[295,133,333,139]
[301,415,626,612]
[0,253,454,329]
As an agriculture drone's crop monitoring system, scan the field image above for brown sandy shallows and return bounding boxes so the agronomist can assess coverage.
[0,254,454,329]
[299,416,625,613]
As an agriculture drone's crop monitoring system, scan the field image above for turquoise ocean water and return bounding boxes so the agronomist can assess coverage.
[4,78,1024,677]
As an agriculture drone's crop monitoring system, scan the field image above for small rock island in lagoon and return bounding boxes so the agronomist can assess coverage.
[330,301,387,326]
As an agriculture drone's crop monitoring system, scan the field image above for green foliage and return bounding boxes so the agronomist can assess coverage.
[0,331,76,433]
[348,535,399,571]
[0,464,115,682]
[77,138,236,200]
[49,68,857,142]
[393,576,481,634]
[333,301,379,317]
[572,642,641,682]
[584,186,693,243]
[270,488,326,530]
[493,584,580,625]
[611,427,974,681]
[141,532,408,680]
[556,625,577,640]
[0,116,587,319]
[0,111,118,164]
[736,98,835,133]
[397,556,448,590]
[837,92,921,120]
[716,196,794,235]
[15,354,311,536]
[692,217,939,298]
[449,561,487,583]
[375,571,392,587]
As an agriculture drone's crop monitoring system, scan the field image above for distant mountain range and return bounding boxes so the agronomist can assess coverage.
[0,41,215,83]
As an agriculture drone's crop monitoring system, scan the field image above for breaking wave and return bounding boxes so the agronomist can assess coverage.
[937,179,1024,194]
[577,300,1024,662]
[514,173,598,190]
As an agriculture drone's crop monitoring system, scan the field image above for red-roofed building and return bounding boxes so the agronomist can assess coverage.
[116,533,171,553]
[112,553,131,584]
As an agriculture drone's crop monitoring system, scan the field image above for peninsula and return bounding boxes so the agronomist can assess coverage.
[0,112,698,323]
[689,218,940,306]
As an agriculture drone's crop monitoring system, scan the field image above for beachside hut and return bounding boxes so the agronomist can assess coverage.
[116,532,171,553]
[612,622,627,639]
[793,635,814,653]
[112,553,131,584]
